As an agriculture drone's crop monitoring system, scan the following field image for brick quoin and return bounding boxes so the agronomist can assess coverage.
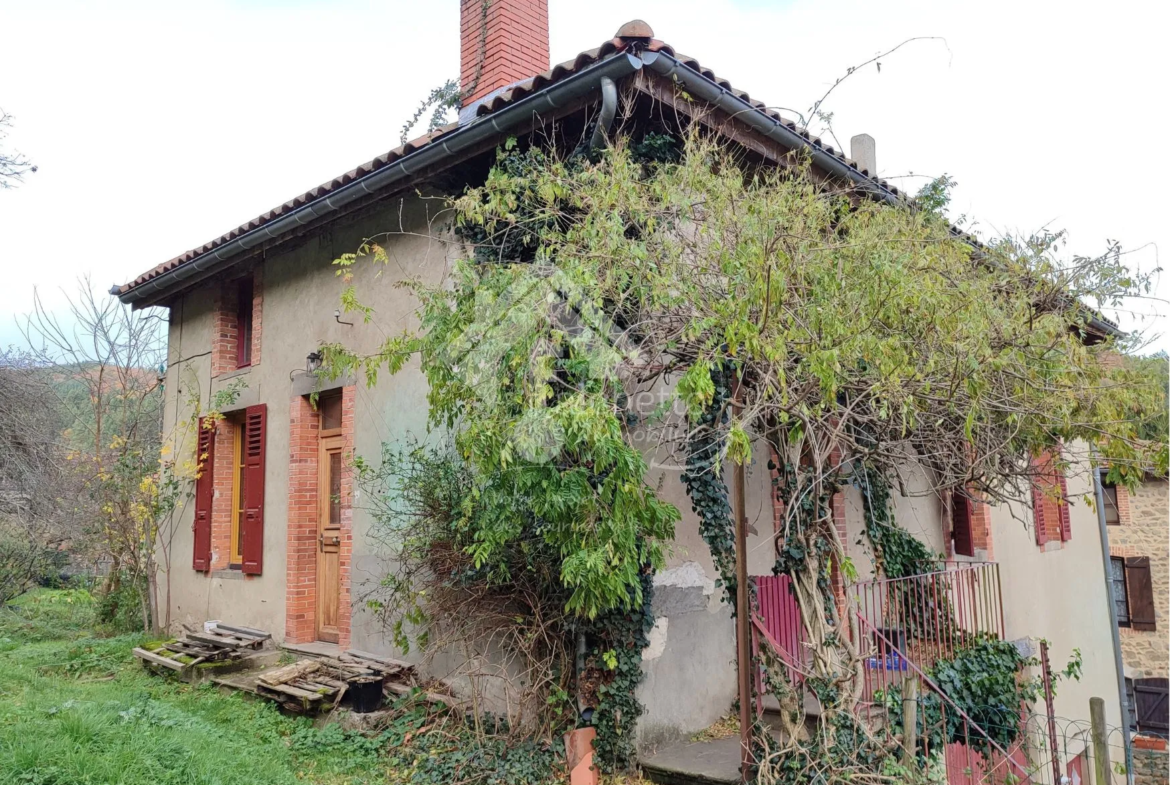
[284,388,356,647]
[209,418,236,570]
[210,285,238,378]
[210,269,263,378]
[969,499,993,560]
[285,395,319,644]
[460,0,549,107]
[250,267,263,367]
[1116,483,1133,526]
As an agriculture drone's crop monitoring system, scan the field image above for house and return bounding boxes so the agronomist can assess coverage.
[113,0,1141,774]
[1103,471,1169,782]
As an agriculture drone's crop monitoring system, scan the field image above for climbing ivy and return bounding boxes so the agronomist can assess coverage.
[681,361,737,604]
[581,570,655,772]
[881,637,1081,757]
[857,463,941,580]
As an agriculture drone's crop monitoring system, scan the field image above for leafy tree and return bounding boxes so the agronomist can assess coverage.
[324,130,1164,779]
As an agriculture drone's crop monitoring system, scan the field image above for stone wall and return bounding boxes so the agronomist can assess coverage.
[1132,743,1169,785]
[1110,478,1169,679]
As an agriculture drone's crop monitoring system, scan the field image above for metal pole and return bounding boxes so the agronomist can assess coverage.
[1041,640,1063,783]
[1093,466,1136,785]
[732,380,752,783]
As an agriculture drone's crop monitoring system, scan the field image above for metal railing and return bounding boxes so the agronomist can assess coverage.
[857,616,1034,785]
[855,561,1004,684]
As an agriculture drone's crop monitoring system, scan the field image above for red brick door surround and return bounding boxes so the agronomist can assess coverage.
[286,387,354,646]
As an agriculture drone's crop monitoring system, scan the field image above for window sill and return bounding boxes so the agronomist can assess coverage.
[216,366,252,382]
[210,569,245,581]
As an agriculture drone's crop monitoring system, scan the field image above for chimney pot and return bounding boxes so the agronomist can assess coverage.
[615,20,654,40]
[850,133,876,177]
[460,0,550,108]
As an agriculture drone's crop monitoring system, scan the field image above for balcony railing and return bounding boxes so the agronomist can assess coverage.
[856,561,1004,668]
[754,562,1004,700]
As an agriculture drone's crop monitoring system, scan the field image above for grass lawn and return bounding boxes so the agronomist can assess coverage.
[0,589,389,785]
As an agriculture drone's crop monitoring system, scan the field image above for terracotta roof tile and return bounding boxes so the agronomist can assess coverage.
[118,34,905,296]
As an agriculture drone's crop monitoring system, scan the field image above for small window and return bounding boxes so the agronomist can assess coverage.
[952,492,975,557]
[320,393,342,432]
[236,277,254,368]
[1110,556,1130,626]
[1102,483,1120,525]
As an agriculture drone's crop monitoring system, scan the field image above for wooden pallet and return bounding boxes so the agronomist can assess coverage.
[134,622,270,676]
[254,660,349,712]
[133,646,199,671]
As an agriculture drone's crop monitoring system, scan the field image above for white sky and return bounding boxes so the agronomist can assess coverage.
[1,0,1166,352]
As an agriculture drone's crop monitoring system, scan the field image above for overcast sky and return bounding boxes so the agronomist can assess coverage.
[1,0,1166,353]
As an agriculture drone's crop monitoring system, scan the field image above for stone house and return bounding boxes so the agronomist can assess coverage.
[1103,473,1169,781]
[113,1,1150,777]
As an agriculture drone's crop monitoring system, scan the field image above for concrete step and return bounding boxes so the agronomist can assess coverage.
[640,735,742,785]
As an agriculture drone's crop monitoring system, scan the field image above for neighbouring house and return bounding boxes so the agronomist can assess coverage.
[113,1,1144,777]
[1103,472,1169,782]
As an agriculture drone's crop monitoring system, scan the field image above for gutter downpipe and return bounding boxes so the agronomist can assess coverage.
[117,52,644,308]
[588,76,618,151]
[1094,464,1136,785]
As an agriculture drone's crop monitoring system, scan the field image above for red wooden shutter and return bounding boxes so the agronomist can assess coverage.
[1032,481,1048,546]
[952,492,975,557]
[1057,470,1071,542]
[192,417,215,571]
[1126,557,1156,631]
[240,404,266,575]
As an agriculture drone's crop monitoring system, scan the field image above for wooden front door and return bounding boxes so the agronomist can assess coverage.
[316,433,344,643]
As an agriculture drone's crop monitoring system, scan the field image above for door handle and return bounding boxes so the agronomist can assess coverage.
[319,534,341,546]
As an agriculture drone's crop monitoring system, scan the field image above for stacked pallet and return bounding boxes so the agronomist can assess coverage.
[132,623,270,674]
[253,651,418,713]
[256,660,350,712]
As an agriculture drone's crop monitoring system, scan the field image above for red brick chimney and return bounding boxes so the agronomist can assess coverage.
[460,0,550,108]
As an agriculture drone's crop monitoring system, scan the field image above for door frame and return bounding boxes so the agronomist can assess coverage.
[315,431,344,643]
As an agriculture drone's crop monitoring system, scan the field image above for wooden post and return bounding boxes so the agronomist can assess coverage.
[902,676,918,763]
[1091,696,1111,785]
[733,380,752,783]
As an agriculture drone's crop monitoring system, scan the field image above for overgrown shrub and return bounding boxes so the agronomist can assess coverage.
[95,572,148,634]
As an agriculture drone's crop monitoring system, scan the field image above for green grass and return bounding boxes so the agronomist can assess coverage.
[0,589,388,785]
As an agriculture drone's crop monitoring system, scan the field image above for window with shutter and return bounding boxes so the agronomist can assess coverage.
[1126,556,1156,631]
[192,417,215,571]
[1134,678,1169,736]
[240,404,266,575]
[952,492,975,557]
[1030,449,1069,545]
[1110,557,1130,626]
[1102,483,1121,525]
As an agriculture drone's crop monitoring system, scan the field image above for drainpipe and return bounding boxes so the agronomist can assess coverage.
[588,76,618,151]
[1093,465,1136,785]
